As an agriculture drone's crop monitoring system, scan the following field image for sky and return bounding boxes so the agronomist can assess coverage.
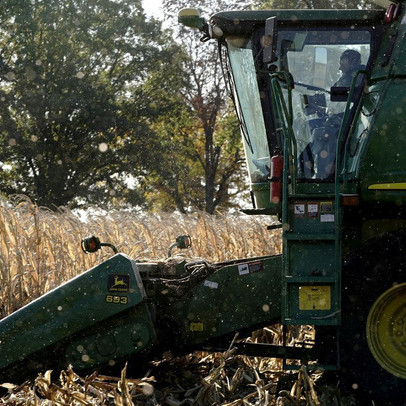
[142,0,163,17]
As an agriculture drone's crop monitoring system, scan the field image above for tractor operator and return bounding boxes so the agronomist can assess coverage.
[334,49,363,87]
[299,49,365,179]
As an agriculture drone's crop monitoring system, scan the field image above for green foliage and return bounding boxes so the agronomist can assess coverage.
[145,101,245,213]
[144,107,205,213]
[0,0,185,208]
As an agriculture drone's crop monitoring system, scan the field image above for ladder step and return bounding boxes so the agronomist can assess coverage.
[284,276,337,283]
[285,233,336,241]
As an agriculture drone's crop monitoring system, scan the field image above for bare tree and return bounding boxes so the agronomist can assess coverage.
[160,0,249,213]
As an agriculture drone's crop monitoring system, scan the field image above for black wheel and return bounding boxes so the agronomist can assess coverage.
[339,230,406,405]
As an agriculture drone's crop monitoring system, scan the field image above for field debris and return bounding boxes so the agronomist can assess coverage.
[0,363,156,405]
[0,342,354,405]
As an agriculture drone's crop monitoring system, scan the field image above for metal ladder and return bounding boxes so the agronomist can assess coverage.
[269,74,342,327]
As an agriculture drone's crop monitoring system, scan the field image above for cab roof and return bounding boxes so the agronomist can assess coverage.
[210,9,385,36]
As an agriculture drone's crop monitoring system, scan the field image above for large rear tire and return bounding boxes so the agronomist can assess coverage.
[339,230,406,405]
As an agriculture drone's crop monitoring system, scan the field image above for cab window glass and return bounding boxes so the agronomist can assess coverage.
[275,29,371,180]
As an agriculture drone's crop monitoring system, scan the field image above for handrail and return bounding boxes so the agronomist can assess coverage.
[334,69,369,196]
[342,70,372,190]
[270,74,291,147]
[334,69,370,299]
[270,72,298,190]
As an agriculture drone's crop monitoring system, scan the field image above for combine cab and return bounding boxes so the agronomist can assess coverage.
[179,5,406,403]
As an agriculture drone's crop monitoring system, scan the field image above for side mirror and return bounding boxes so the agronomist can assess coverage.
[263,17,278,64]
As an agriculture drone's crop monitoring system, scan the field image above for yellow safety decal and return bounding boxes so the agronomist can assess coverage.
[190,322,204,332]
[299,286,331,310]
[368,182,406,190]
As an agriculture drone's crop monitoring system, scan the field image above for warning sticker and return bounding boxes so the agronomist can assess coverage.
[238,261,263,275]
[320,214,335,223]
[204,280,218,289]
[320,201,333,213]
[238,264,250,275]
[307,202,319,218]
[249,261,263,274]
[299,286,331,310]
[294,203,305,217]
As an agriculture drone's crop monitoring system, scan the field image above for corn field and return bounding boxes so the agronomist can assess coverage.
[0,195,281,318]
[0,196,353,405]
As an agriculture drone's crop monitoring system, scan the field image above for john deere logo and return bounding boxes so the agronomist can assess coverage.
[108,274,130,292]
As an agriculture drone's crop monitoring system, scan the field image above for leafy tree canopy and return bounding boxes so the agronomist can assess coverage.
[0,0,186,208]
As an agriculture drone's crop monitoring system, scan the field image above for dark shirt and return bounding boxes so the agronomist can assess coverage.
[334,65,365,87]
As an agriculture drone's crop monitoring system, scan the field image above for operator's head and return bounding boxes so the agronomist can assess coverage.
[339,49,361,73]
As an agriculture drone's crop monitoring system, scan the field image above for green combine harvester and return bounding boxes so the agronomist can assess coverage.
[1,2,406,404]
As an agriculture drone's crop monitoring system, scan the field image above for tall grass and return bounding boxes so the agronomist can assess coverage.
[0,196,281,318]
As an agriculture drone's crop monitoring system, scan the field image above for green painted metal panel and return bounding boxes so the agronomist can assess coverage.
[64,305,155,371]
[168,255,282,345]
[250,182,281,214]
[0,254,154,371]
[211,9,384,31]
[358,78,406,204]
[288,241,335,277]
[282,197,340,325]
